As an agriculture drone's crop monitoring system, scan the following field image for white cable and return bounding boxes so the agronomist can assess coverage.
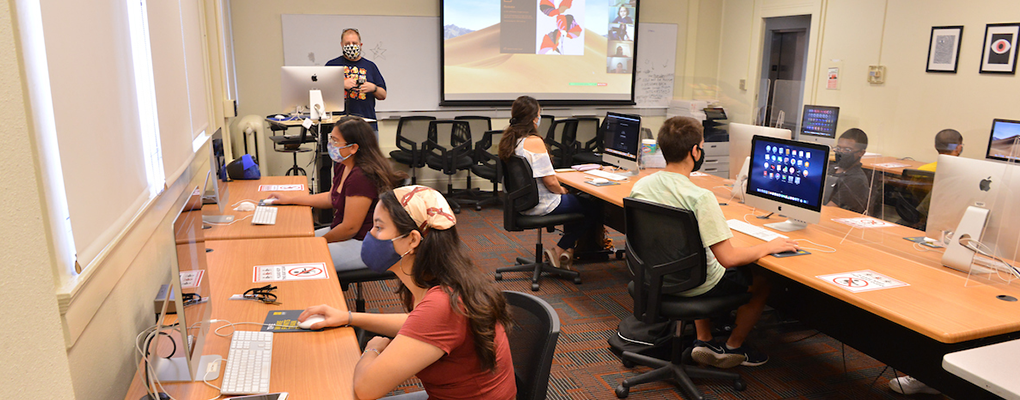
[230,199,257,207]
[912,242,945,253]
[212,320,280,337]
[202,358,227,394]
[965,240,1020,280]
[793,239,836,253]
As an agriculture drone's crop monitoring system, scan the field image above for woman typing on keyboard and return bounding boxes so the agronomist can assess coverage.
[298,186,516,400]
[497,95,602,270]
[267,116,406,272]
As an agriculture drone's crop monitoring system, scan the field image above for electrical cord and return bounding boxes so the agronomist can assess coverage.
[793,239,836,253]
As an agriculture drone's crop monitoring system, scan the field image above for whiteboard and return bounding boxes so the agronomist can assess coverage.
[634,23,677,108]
[282,14,441,112]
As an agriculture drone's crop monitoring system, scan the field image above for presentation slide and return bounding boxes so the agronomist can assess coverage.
[442,0,638,104]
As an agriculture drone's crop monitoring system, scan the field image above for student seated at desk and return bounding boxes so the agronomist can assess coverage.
[630,116,798,368]
[827,128,873,214]
[918,128,963,172]
[268,117,406,271]
[299,186,515,400]
[497,95,601,271]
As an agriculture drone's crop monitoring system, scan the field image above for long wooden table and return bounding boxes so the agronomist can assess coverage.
[203,176,315,240]
[124,237,360,399]
[559,168,1020,399]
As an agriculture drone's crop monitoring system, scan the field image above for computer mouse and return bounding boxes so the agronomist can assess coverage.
[234,201,256,212]
[273,114,286,119]
[259,198,276,206]
[298,314,326,330]
[591,178,610,184]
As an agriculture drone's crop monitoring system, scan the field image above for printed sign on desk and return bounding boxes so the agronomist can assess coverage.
[253,262,330,283]
[258,184,305,192]
[816,270,908,293]
[180,270,204,289]
[832,217,897,229]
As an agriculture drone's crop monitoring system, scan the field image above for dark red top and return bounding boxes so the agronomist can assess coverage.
[330,163,377,240]
[398,287,516,400]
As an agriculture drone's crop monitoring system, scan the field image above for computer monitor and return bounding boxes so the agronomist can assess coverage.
[745,135,831,231]
[927,155,1020,274]
[985,118,1020,163]
[280,66,345,118]
[202,129,232,223]
[728,122,792,180]
[150,186,220,383]
[601,111,642,175]
[798,105,839,146]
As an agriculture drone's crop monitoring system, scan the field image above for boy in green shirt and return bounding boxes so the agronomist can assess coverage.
[630,117,797,368]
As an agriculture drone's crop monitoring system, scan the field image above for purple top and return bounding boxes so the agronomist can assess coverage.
[331,163,378,240]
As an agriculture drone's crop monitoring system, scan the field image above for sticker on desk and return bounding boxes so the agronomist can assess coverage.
[816,270,908,293]
[261,309,316,332]
[690,171,709,177]
[831,217,897,229]
[258,184,305,192]
[253,262,329,283]
[871,162,910,169]
[179,270,204,289]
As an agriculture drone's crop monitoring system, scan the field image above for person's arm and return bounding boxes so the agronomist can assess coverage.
[320,195,373,243]
[360,82,386,100]
[353,335,445,400]
[298,305,408,337]
[523,136,567,194]
[710,237,798,268]
[267,191,332,209]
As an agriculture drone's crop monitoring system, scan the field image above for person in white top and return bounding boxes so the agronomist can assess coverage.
[497,96,600,270]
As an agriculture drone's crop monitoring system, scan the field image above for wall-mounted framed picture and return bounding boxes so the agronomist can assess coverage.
[926,25,963,73]
[980,22,1020,74]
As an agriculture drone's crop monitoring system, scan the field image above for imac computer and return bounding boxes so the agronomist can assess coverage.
[202,129,232,224]
[797,105,839,147]
[150,186,219,385]
[280,66,346,120]
[985,118,1020,163]
[745,135,831,232]
[729,123,792,201]
[927,155,1020,274]
[601,111,642,175]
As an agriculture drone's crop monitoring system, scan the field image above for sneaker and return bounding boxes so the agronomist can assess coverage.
[559,249,574,271]
[544,248,560,269]
[691,340,744,368]
[889,376,940,395]
[731,345,769,367]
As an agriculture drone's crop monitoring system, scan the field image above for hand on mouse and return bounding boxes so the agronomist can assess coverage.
[299,304,347,329]
[365,336,392,355]
[767,238,799,254]
[266,193,293,205]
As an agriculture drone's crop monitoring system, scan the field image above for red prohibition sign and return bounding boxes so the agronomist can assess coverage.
[833,277,868,287]
[289,266,322,277]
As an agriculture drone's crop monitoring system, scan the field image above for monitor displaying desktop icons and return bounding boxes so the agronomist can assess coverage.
[745,135,831,232]
[757,144,819,203]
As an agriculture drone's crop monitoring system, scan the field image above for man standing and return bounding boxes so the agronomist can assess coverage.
[326,28,386,129]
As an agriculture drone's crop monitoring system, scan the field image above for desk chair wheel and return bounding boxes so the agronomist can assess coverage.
[616,249,625,260]
[615,385,629,398]
[531,282,540,291]
[733,378,747,391]
[573,277,582,284]
[621,359,636,368]
[475,204,482,211]
[494,273,503,281]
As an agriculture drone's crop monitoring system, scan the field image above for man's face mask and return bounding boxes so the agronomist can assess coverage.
[343,43,361,60]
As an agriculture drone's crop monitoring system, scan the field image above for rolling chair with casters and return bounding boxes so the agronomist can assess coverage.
[544,118,580,168]
[423,120,477,213]
[336,268,398,313]
[454,115,492,140]
[614,197,748,399]
[503,291,561,400]
[468,129,505,210]
[389,116,435,184]
[494,155,582,291]
[572,117,606,165]
[269,121,319,176]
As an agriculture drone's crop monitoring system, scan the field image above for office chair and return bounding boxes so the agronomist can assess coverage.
[538,114,555,141]
[891,168,935,229]
[423,120,477,213]
[336,268,397,313]
[544,118,580,168]
[495,155,582,291]
[572,117,605,165]
[503,291,561,400]
[468,129,505,210]
[615,197,748,399]
[268,118,319,176]
[454,115,492,140]
[389,116,435,184]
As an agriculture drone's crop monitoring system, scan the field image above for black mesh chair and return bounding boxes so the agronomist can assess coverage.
[268,119,319,176]
[423,120,476,213]
[468,129,505,210]
[538,114,555,141]
[545,118,579,168]
[504,291,560,400]
[389,116,435,184]
[891,168,935,229]
[572,117,605,165]
[454,115,492,139]
[615,197,748,399]
[336,268,397,313]
[495,155,582,291]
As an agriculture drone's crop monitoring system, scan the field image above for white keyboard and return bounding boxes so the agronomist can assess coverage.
[252,206,277,225]
[585,169,627,181]
[727,219,788,242]
[221,330,274,395]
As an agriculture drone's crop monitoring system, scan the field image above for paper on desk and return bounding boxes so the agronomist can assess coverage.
[690,171,709,177]
[872,162,909,169]
[816,270,908,293]
[832,217,897,229]
[258,184,305,192]
[253,262,329,283]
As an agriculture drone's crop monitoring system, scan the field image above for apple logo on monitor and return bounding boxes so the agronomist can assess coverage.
[311,74,318,82]
[980,176,993,192]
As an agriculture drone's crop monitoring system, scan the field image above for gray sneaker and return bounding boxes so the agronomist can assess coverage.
[691,340,745,368]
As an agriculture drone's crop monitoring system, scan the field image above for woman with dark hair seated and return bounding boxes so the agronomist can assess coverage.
[267,116,406,272]
[299,186,516,400]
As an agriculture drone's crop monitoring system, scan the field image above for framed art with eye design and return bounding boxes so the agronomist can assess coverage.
[980,22,1020,74]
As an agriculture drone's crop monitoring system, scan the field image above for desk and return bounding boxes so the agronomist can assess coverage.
[203,176,315,240]
[943,338,1020,400]
[124,237,360,399]
[559,168,1020,399]
[859,156,927,176]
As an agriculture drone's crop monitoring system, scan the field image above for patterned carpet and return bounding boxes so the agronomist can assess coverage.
[345,206,951,400]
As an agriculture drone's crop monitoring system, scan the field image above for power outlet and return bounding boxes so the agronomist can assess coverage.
[868,65,886,84]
